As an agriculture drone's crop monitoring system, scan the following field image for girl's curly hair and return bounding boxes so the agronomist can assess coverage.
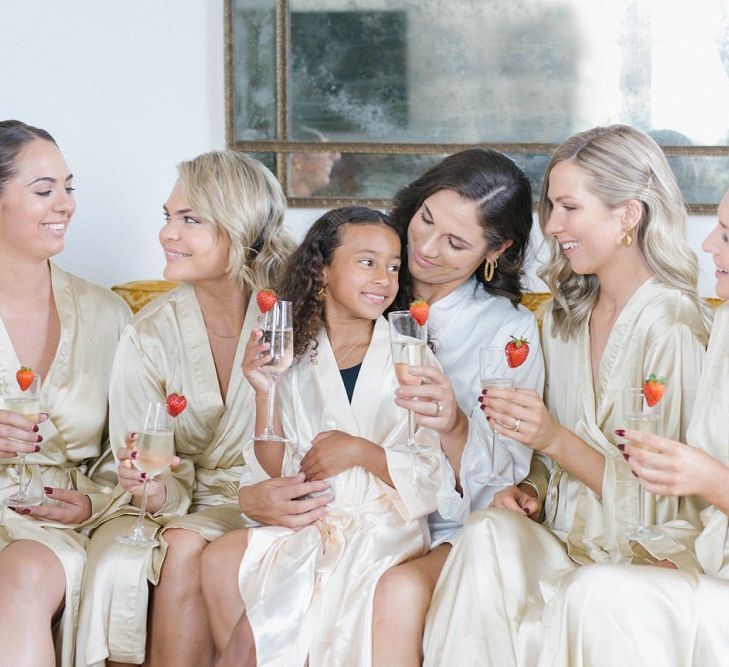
[276,206,413,358]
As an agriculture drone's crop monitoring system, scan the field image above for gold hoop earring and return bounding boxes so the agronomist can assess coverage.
[619,228,633,247]
[483,258,497,282]
[317,285,326,301]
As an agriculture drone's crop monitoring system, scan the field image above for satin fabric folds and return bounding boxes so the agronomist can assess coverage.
[0,263,130,667]
[423,280,708,666]
[75,284,256,666]
[238,317,441,667]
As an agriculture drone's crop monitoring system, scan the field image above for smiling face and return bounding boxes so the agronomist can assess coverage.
[0,138,75,261]
[159,180,231,284]
[543,159,629,276]
[321,223,401,324]
[406,188,489,296]
[702,190,729,299]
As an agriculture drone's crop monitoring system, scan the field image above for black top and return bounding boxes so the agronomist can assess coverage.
[339,363,362,403]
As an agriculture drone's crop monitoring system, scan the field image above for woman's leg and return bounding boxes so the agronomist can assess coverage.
[217,612,257,667]
[371,543,451,667]
[146,528,214,667]
[200,527,249,652]
[0,539,66,667]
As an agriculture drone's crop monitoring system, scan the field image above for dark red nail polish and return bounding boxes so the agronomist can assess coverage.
[631,471,638,478]
[140,472,147,480]
[21,508,32,514]
[44,486,53,494]
[131,451,138,459]
[129,432,138,439]
[479,404,485,411]
[486,415,491,421]
[622,453,630,461]
[615,429,625,437]
[34,445,41,452]
[478,396,483,403]
[36,435,43,442]
[33,424,39,432]
[483,389,488,395]
[617,443,625,451]
[523,508,529,515]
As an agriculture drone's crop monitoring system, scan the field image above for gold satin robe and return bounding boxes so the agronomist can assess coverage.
[534,301,729,666]
[423,280,708,666]
[0,263,130,667]
[75,284,256,666]
[238,317,441,667]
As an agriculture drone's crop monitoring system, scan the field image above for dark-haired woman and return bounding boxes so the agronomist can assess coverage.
[220,206,441,666]
[0,120,130,666]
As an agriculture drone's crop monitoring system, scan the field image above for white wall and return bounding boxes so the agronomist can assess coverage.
[0,1,721,297]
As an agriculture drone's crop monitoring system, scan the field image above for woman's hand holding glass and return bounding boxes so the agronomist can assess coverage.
[624,430,721,499]
[13,487,92,524]
[241,328,276,395]
[0,409,46,459]
[479,387,561,453]
[116,401,178,548]
[394,365,464,435]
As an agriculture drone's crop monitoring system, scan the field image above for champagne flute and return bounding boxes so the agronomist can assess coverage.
[622,387,663,542]
[388,311,428,448]
[254,300,294,442]
[479,346,516,483]
[117,400,175,548]
[2,374,44,507]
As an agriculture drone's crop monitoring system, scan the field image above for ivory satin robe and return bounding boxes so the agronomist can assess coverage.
[423,279,708,666]
[75,284,256,666]
[0,263,130,667]
[238,317,442,667]
[426,277,545,547]
[529,301,729,666]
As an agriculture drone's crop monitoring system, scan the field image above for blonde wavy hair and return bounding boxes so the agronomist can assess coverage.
[538,125,709,339]
[177,150,293,291]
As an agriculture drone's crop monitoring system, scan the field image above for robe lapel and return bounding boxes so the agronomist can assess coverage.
[351,317,391,439]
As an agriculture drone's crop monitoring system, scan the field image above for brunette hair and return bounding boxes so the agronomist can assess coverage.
[0,120,57,195]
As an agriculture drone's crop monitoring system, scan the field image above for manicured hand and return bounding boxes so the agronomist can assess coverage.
[480,387,561,452]
[13,487,92,524]
[300,430,364,481]
[0,410,47,458]
[238,473,333,529]
[395,365,466,436]
[491,484,542,520]
[623,429,721,498]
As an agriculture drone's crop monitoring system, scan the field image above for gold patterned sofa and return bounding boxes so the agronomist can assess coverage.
[111,280,723,323]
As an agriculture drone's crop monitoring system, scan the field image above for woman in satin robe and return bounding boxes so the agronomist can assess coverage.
[200,150,545,665]
[75,151,293,667]
[527,191,729,666]
[0,120,130,666]
[218,206,441,666]
[423,125,710,666]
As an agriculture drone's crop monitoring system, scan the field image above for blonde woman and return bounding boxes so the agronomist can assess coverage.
[521,190,729,665]
[423,125,710,665]
[0,120,130,666]
[75,151,293,667]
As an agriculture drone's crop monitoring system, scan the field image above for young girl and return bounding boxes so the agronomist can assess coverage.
[223,206,441,666]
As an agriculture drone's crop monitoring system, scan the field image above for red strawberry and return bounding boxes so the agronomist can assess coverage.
[166,393,187,417]
[16,367,35,392]
[256,289,278,313]
[409,299,429,326]
[505,337,530,368]
[643,374,666,407]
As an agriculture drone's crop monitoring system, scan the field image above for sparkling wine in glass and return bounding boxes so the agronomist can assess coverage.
[117,400,175,548]
[479,346,516,483]
[254,300,294,442]
[388,311,428,447]
[622,387,663,542]
[3,374,44,507]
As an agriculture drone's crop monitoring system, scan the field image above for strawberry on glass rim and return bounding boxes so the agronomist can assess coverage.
[409,299,429,325]
[166,393,187,417]
[16,366,35,392]
[643,375,666,407]
[256,289,278,313]
[505,337,529,368]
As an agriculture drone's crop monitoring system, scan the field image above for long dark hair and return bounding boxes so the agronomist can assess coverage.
[277,206,412,357]
[0,120,57,195]
[390,148,533,306]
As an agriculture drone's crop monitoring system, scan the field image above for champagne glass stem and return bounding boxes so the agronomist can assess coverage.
[407,408,415,445]
[265,377,277,434]
[17,453,27,496]
[131,479,151,539]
